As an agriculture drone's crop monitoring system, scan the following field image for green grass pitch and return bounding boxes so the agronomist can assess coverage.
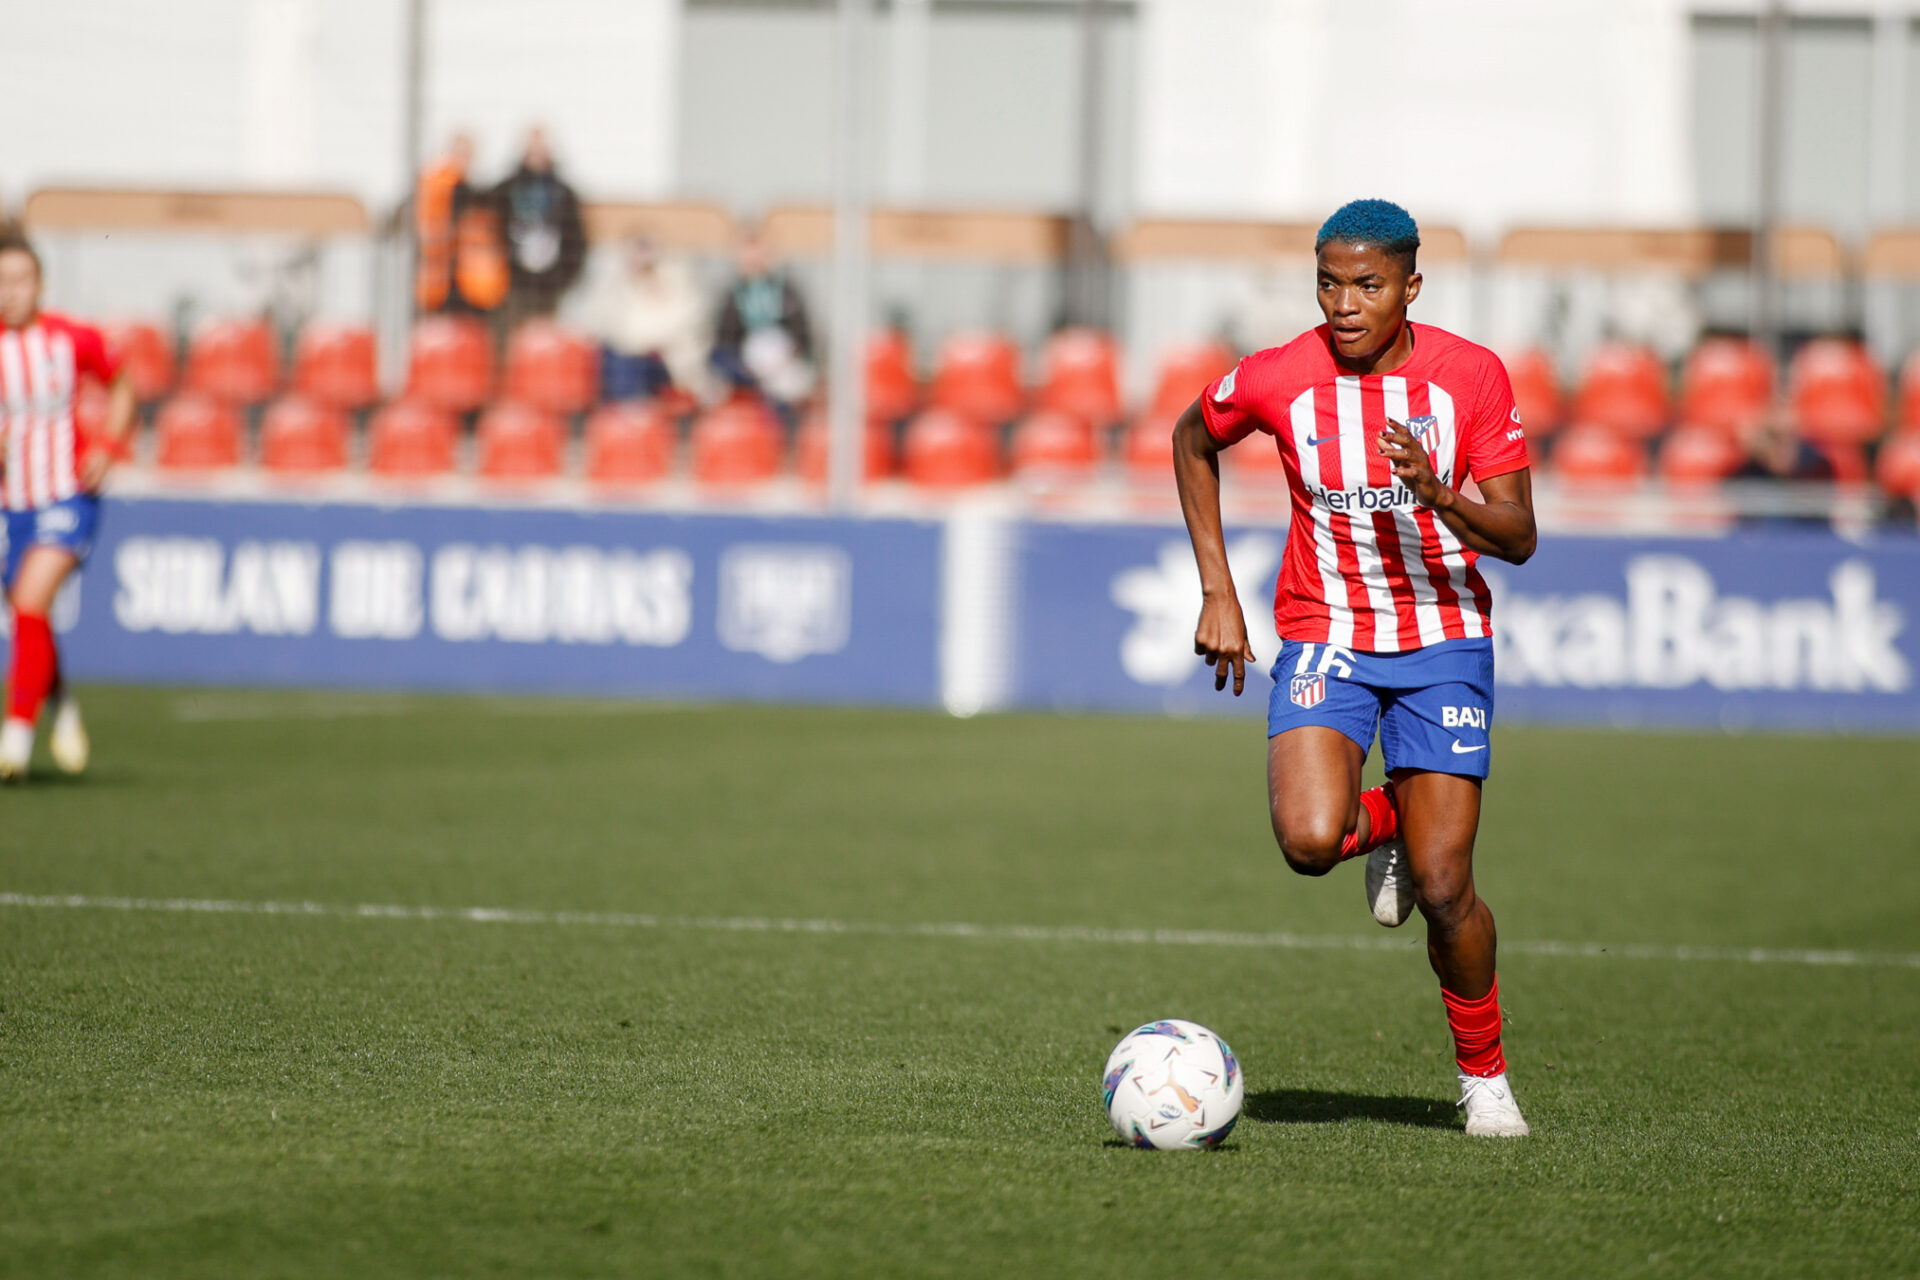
[2,687,1917,1278]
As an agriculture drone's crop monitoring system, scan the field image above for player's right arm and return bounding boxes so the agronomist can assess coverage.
[1173,397,1256,696]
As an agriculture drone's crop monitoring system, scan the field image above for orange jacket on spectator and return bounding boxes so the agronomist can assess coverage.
[415,160,509,314]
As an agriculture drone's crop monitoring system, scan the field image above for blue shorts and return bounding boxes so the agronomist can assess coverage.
[2,494,101,589]
[1266,637,1496,779]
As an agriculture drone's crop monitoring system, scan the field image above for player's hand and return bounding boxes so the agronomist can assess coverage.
[1194,591,1257,696]
[1378,419,1449,510]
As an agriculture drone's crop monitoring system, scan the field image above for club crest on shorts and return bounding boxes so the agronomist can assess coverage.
[1289,672,1327,709]
[1406,414,1442,456]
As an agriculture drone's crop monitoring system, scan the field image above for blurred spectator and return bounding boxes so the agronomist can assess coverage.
[414,132,508,317]
[495,126,587,328]
[1732,403,1836,529]
[587,236,713,402]
[1733,405,1836,485]
[712,227,815,418]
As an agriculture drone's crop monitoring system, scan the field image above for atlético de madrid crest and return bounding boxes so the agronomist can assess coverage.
[1289,672,1327,709]
[1397,412,1443,458]
[1406,414,1442,456]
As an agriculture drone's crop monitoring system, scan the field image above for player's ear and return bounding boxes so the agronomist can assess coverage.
[1402,271,1422,307]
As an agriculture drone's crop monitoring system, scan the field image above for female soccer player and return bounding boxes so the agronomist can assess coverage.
[1172,200,1537,1136]
[0,230,136,782]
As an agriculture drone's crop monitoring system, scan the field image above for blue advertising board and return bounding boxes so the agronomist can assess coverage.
[1483,531,1920,731]
[1011,520,1920,732]
[44,497,944,705]
[14,493,1920,732]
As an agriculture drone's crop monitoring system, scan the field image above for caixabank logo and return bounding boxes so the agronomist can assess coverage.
[1483,555,1910,695]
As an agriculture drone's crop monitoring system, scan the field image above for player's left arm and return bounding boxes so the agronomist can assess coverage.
[1377,422,1536,564]
[79,371,137,489]
[79,327,138,490]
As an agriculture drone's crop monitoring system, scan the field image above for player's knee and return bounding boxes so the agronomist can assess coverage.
[1416,867,1476,930]
[1272,814,1344,877]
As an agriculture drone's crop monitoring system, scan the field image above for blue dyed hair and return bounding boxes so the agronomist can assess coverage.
[1315,199,1420,272]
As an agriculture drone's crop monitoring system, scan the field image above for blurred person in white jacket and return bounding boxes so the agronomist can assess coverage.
[588,236,713,403]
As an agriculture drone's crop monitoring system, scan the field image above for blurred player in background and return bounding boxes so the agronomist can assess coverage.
[1173,200,1537,1136]
[0,230,136,782]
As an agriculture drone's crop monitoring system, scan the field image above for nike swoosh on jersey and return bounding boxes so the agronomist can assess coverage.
[1450,741,1488,754]
[1304,432,1343,447]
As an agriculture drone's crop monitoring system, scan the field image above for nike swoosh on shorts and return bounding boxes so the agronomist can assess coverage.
[1450,741,1488,754]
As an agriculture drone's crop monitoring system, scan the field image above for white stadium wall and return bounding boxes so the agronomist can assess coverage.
[0,0,679,323]
[9,1,1920,361]
[1126,0,1696,367]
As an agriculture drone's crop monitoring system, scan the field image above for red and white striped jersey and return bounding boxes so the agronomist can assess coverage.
[1201,323,1530,653]
[0,312,122,512]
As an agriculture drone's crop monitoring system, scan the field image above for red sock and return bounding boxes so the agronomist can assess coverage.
[7,612,56,726]
[1441,979,1507,1078]
[1338,780,1399,861]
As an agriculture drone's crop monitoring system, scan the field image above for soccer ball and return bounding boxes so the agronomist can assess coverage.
[1101,1019,1244,1150]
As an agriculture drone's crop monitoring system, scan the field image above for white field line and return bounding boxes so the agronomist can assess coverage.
[3,891,1918,971]
[168,693,697,723]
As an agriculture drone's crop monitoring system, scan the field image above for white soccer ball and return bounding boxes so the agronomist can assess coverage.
[1101,1019,1245,1150]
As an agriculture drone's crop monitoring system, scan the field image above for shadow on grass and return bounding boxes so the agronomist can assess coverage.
[12,768,138,791]
[1244,1088,1456,1129]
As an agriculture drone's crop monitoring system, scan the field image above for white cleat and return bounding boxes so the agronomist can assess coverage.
[1459,1071,1530,1137]
[0,717,33,784]
[49,694,89,776]
[1364,837,1417,927]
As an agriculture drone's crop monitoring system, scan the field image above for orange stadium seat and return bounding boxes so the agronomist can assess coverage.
[292,323,379,411]
[405,316,493,413]
[1657,423,1743,488]
[1875,432,1920,499]
[184,319,279,406]
[930,332,1025,425]
[1122,416,1175,480]
[504,320,598,416]
[690,398,784,488]
[366,399,459,478]
[1144,341,1237,424]
[865,330,920,425]
[154,393,243,470]
[259,396,349,474]
[902,407,1000,488]
[1549,424,1646,486]
[1037,328,1122,427]
[1010,409,1099,478]
[475,401,565,480]
[797,407,895,485]
[102,320,175,402]
[584,401,676,487]
[1788,339,1886,445]
[1502,348,1563,436]
[1572,342,1668,438]
[1677,337,1772,434]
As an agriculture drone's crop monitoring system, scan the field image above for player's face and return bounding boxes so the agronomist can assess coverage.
[1316,242,1421,369]
[0,249,41,329]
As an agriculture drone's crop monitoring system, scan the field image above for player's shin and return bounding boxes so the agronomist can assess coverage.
[6,611,56,726]
[1440,977,1506,1078]
[1,611,56,778]
[1444,978,1530,1136]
